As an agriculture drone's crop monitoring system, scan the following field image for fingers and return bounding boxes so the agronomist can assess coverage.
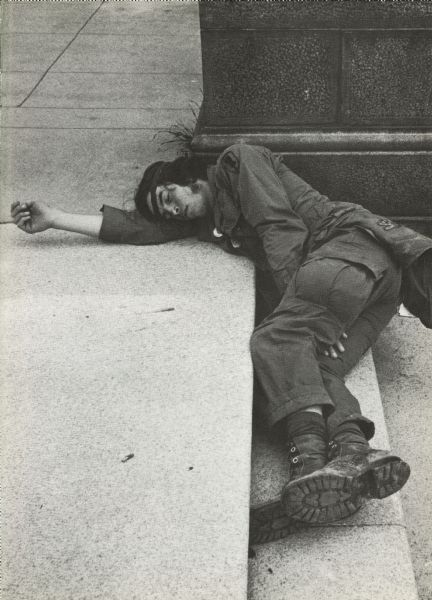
[14,210,31,225]
[11,202,23,218]
[323,343,345,359]
[11,202,29,219]
[323,348,337,358]
[334,332,347,355]
[323,348,338,358]
[335,340,345,353]
[16,213,32,232]
[322,332,348,359]
[11,201,35,216]
[10,203,33,232]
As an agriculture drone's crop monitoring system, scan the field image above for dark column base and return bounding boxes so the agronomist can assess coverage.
[192,128,432,236]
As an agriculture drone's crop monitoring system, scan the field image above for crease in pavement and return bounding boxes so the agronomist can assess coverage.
[16,0,106,108]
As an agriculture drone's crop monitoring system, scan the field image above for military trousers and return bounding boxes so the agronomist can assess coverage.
[250,256,401,440]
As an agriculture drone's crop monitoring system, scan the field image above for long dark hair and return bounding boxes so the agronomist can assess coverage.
[134,155,208,220]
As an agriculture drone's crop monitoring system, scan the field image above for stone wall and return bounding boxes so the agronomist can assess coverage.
[193,1,432,231]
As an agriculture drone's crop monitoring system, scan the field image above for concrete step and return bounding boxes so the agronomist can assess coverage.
[248,349,419,600]
[0,226,255,600]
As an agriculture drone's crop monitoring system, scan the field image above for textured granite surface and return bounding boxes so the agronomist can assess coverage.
[192,131,432,153]
[200,1,432,30]
[283,153,432,217]
[342,31,432,125]
[202,31,338,126]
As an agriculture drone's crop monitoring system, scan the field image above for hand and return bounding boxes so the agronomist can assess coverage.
[10,201,58,234]
[323,332,348,359]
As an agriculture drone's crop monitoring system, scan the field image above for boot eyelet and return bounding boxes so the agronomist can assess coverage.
[290,447,296,453]
[292,457,299,464]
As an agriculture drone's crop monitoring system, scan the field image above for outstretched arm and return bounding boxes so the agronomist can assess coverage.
[10,201,102,238]
[11,201,200,245]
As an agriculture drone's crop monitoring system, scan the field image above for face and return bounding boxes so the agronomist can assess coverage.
[146,180,211,220]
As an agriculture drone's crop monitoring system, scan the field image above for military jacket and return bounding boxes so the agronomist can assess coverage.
[100,144,432,328]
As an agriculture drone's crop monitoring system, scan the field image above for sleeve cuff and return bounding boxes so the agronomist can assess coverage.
[99,204,198,245]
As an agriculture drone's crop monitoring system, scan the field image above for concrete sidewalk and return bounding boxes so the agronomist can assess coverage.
[1,226,254,599]
[1,2,428,599]
[2,3,255,598]
[1,1,202,220]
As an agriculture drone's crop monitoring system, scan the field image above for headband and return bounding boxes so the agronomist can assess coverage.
[149,163,166,216]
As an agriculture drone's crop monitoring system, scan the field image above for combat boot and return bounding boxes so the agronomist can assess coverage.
[285,411,329,479]
[279,411,334,525]
[249,411,327,543]
[281,432,333,524]
[327,422,411,502]
[328,420,371,458]
[281,421,410,524]
[248,436,326,544]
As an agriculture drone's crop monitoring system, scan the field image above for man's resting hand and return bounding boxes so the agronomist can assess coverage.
[10,201,57,234]
[322,332,348,359]
[10,201,103,238]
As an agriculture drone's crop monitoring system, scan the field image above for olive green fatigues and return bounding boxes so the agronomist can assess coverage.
[100,144,432,438]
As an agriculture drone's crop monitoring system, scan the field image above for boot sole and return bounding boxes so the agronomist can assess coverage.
[249,500,309,545]
[281,455,410,524]
[362,455,410,499]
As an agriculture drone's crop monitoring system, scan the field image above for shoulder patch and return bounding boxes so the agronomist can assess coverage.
[376,218,399,231]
